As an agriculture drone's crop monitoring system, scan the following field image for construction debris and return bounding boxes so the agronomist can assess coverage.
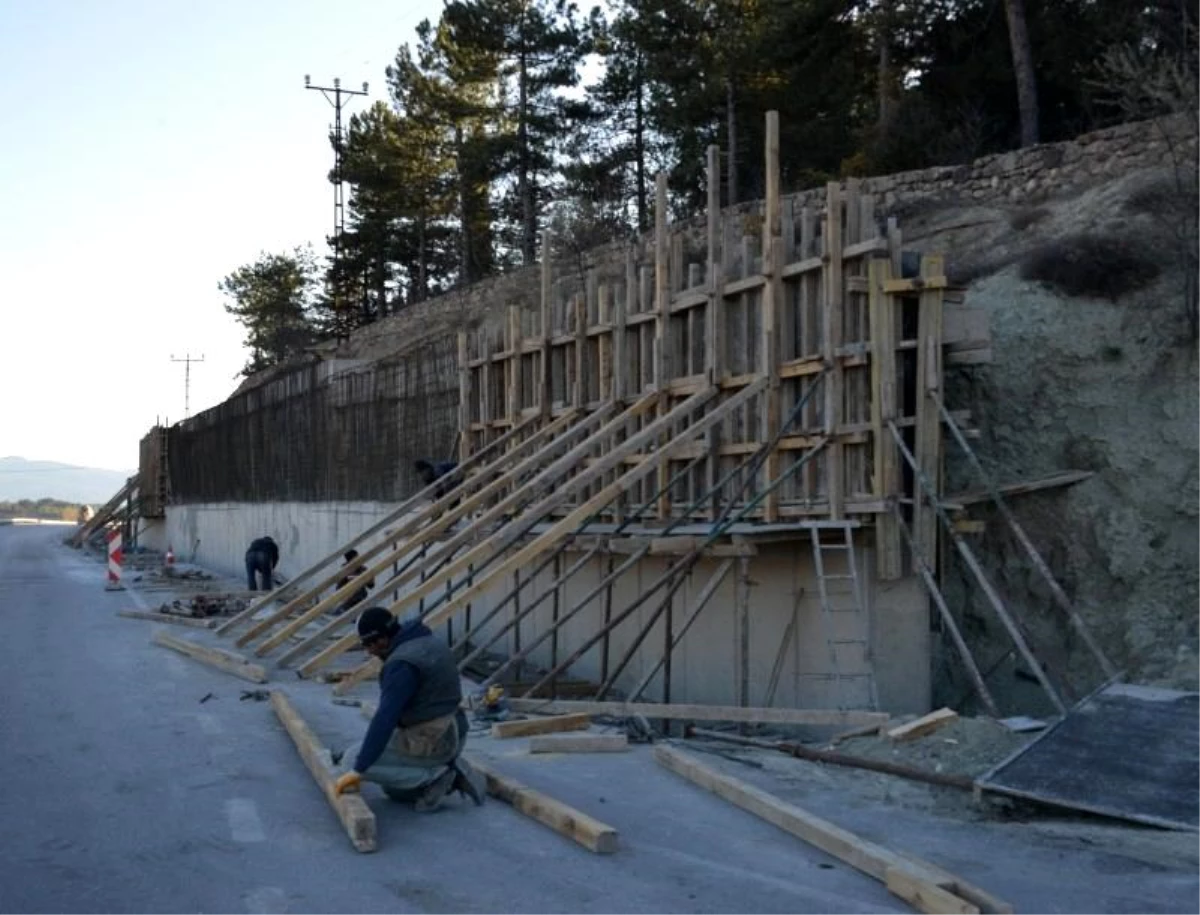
[117,609,217,630]
[686,727,974,792]
[240,689,271,702]
[270,691,376,853]
[655,744,1012,914]
[505,699,888,729]
[151,631,268,684]
[888,708,959,742]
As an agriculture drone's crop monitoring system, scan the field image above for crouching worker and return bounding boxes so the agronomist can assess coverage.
[333,607,484,810]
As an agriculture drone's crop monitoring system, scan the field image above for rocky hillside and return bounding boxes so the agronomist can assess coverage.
[903,162,1198,713]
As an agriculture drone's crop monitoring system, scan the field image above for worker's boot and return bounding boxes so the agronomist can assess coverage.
[450,758,485,807]
[413,767,457,813]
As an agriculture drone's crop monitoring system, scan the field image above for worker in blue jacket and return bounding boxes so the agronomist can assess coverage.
[414,459,460,499]
[334,607,484,810]
[244,536,279,591]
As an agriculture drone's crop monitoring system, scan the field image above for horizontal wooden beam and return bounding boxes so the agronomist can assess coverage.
[528,734,630,754]
[887,708,958,742]
[655,745,1010,914]
[883,276,948,293]
[151,631,268,683]
[270,691,376,853]
[505,699,887,729]
[491,712,592,740]
[946,469,1094,507]
[466,755,618,854]
[118,609,217,629]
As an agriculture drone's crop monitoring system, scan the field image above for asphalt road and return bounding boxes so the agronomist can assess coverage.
[0,524,907,915]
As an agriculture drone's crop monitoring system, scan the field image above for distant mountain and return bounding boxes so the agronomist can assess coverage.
[0,457,134,505]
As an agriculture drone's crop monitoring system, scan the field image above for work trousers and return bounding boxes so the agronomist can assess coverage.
[342,709,467,802]
[245,550,273,591]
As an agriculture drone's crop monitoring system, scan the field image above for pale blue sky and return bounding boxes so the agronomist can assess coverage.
[0,0,442,471]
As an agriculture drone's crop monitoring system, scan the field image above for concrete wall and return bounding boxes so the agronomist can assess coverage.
[144,506,929,715]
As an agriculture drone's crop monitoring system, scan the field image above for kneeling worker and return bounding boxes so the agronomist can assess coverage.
[333,607,484,810]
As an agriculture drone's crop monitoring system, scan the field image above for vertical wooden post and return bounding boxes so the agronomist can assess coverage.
[823,182,845,518]
[761,111,782,522]
[574,294,587,408]
[480,337,493,446]
[616,249,632,405]
[507,305,522,424]
[598,284,613,402]
[540,231,553,416]
[913,254,945,563]
[457,330,471,466]
[869,258,902,579]
[654,172,671,520]
[705,145,724,522]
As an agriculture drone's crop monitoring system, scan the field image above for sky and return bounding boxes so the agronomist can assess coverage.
[0,0,443,472]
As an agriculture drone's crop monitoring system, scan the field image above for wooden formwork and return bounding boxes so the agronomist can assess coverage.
[209,110,1013,716]
[458,112,985,582]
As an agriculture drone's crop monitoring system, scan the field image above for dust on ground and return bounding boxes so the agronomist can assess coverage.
[834,714,1031,778]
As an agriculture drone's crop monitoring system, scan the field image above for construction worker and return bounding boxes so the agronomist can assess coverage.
[334,607,484,810]
[244,536,279,591]
[335,549,374,614]
[414,459,460,499]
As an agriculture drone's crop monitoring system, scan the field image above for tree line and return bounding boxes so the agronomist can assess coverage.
[222,0,1197,375]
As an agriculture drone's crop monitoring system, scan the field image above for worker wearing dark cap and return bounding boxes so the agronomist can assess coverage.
[333,607,484,810]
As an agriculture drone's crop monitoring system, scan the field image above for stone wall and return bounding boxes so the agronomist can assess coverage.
[323,115,1195,369]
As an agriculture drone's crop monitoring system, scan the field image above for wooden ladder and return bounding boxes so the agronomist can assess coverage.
[807,526,879,711]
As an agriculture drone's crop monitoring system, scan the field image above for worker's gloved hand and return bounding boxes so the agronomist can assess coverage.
[334,771,362,795]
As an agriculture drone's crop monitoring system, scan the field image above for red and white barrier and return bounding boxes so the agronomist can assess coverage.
[105,530,124,591]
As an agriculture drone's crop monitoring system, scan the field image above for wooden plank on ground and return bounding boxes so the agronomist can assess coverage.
[151,630,268,683]
[885,867,980,915]
[118,609,217,629]
[467,755,618,854]
[491,712,592,740]
[529,734,629,754]
[270,691,376,853]
[888,708,958,742]
[506,699,887,729]
[655,745,1008,913]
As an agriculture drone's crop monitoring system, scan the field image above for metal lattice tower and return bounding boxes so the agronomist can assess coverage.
[304,75,368,334]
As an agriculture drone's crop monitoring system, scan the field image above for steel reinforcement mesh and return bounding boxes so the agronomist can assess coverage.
[167,341,459,503]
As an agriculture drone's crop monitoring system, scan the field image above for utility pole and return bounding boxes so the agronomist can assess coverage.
[170,353,205,419]
[305,75,368,336]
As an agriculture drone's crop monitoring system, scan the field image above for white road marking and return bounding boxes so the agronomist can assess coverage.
[226,798,266,843]
[244,886,288,913]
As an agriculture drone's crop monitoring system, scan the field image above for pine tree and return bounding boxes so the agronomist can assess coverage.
[443,0,590,265]
[220,249,321,375]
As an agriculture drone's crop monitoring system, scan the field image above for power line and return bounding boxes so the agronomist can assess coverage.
[304,74,369,338]
[171,353,205,419]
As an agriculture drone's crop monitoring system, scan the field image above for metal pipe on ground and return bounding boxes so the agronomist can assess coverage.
[684,727,975,792]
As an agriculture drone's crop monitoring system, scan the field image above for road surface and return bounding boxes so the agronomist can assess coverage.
[0,524,904,914]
